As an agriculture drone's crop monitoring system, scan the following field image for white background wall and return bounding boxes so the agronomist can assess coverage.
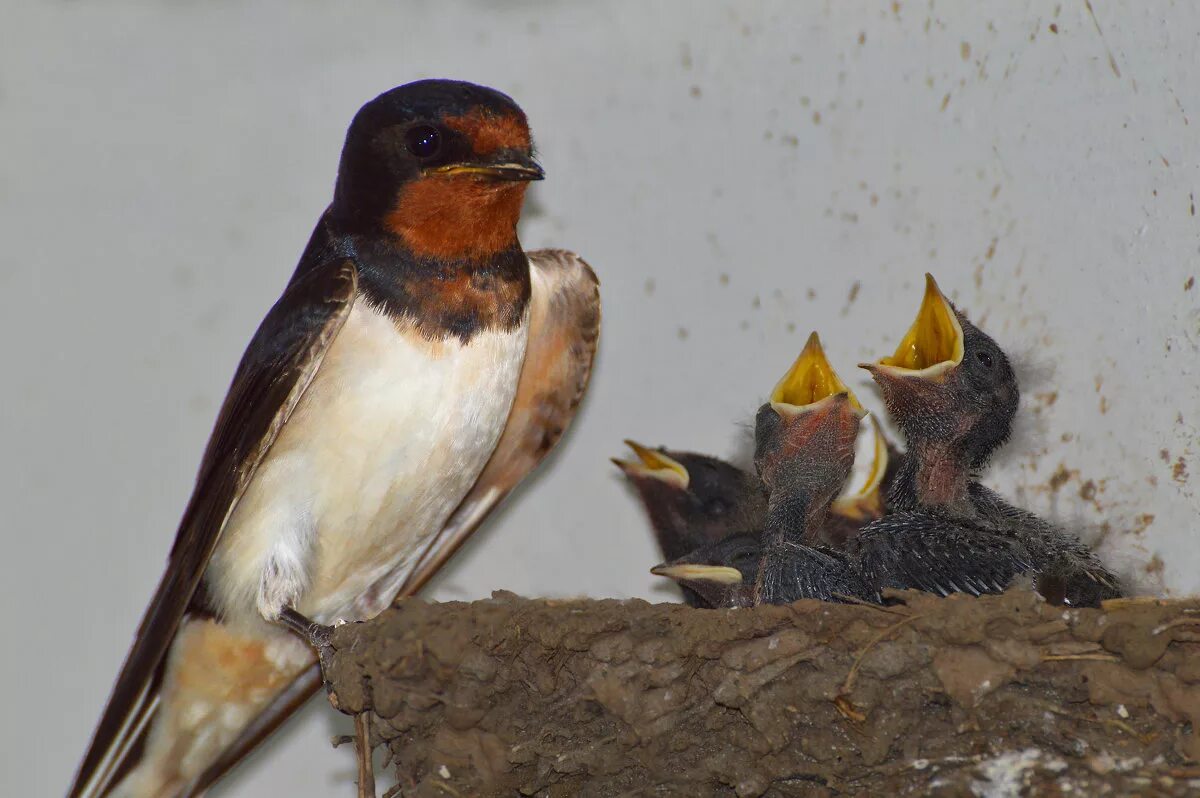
[2,2,1197,795]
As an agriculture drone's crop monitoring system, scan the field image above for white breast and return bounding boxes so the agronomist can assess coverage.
[208,297,528,629]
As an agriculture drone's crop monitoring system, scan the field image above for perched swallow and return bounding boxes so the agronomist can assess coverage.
[70,80,600,798]
[768,332,891,546]
[859,274,1117,605]
[753,392,872,604]
[650,533,761,608]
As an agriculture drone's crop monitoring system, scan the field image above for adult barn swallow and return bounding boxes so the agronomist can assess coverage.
[70,80,600,798]
[753,392,871,604]
[860,274,1117,604]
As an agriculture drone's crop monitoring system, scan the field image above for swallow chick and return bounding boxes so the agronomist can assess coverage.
[753,389,872,604]
[613,442,767,560]
[770,331,892,547]
[859,274,1118,605]
[650,533,762,608]
[71,80,600,798]
[614,443,766,607]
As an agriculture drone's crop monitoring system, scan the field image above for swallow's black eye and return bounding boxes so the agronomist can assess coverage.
[975,350,994,369]
[405,125,441,159]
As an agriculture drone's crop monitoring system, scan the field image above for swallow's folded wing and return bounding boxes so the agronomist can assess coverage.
[70,259,357,798]
[855,512,1035,600]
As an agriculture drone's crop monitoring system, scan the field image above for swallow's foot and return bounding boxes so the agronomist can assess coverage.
[279,606,334,653]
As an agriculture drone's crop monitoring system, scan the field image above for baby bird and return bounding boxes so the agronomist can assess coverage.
[753,389,872,604]
[765,332,893,547]
[650,533,761,608]
[860,274,1120,605]
[615,444,766,606]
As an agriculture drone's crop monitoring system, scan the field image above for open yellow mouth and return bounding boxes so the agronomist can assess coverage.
[876,273,964,378]
[650,563,744,585]
[768,332,885,517]
[613,440,690,488]
[770,332,865,414]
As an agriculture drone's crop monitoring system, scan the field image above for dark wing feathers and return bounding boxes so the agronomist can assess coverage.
[854,512,1035,601]
[969,483,1122,602]
[756,541,867,604]
[70,259,357,798]
[187,248,600,796]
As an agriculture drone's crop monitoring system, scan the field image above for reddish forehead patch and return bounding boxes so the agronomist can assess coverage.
[443,109,531,156]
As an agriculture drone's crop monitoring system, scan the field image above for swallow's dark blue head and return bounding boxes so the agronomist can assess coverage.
[331,80,542,258]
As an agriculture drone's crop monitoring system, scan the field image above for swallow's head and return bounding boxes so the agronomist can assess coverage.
[333,80,542,259]
[860,274,1018,469]
[754,334,871,515]
[650,533,761,607]
[614,442,767,557]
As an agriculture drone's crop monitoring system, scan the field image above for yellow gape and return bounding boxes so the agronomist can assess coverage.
[768,332,886,520]
[878,273,965,377]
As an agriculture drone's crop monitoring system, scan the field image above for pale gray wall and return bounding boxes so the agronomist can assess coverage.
[3,2,1197,796]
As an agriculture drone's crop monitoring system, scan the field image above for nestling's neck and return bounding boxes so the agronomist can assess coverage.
[764,490,823,546]
[893,441,972,513]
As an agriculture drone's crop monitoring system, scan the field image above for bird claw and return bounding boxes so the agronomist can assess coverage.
[279,607,335,654]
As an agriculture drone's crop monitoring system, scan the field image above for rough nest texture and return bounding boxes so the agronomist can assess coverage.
[323,590,1200,797]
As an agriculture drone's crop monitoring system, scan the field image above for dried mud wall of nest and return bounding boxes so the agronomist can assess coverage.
[323,591,1200,797]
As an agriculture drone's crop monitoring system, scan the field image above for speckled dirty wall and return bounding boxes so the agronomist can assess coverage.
[3,2,1196,795]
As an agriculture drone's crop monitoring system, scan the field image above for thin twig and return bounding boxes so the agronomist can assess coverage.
[840,614,925,696]
[833,614,925,723]
[833,594,913,616]
[1034,699,1154,744]
[356,711,376,798]
[1040,653,1120,663]
[1152,618,1200,635]
[427,778,466,797]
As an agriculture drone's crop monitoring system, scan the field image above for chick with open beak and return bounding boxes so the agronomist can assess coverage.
[613,442,766,561]
[753,387,872,605]
[772,332,892,545]
[650,533,761,609]
[860,274,1017,514]
[861,275,1121,606]
[614,443,766,607]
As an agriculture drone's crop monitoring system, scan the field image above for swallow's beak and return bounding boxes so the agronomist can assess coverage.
[612,440,690,489]
[430,151,545,181]
[650,562,745,585]
[861,273,964,383]
[769,332,868,419]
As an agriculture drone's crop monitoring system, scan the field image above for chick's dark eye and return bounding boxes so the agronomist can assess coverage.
[405,126,441,159]
[975,350,994,369]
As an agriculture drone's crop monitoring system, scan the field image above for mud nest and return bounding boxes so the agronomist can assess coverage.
[321,591,1200,797]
